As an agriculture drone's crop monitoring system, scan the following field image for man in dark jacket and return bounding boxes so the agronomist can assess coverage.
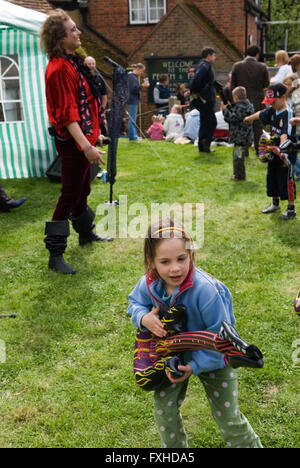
[190,47,217,153]
[231,46,269,154]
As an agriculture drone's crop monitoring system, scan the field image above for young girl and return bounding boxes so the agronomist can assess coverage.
[163,105,184,142]
[127,217,263,448]
[147,115,165,140]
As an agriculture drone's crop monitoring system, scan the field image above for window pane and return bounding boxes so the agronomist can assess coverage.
[138,10,146,21]
[148,0,165,22]
[4,102,24,122]
[0,55,23,122]
[2,79,21,101]
[130,0,147,23]
[0,54,19,77]
[149,0,164,8]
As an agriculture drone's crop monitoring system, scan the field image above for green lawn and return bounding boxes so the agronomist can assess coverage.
[0,139,299,448]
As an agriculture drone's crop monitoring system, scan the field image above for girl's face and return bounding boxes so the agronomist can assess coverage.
[151,238,191,295]
[283,79,292,95]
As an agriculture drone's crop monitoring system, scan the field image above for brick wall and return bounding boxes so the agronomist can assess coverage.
[128,3,241,133]
[191,0,246,53]
[85,0,259,57]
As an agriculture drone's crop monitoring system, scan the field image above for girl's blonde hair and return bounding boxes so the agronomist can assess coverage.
[151,114,165,123]
[283,72,300,92]
[144,217,195,272]
[275,50,289,65]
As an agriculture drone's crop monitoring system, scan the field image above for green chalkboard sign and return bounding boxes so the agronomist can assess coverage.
[145,55,201,104]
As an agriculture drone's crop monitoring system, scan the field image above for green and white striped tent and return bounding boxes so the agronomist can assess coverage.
[0,0,56,179]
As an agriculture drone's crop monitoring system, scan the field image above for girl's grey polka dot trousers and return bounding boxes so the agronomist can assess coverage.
[154,366,262,448]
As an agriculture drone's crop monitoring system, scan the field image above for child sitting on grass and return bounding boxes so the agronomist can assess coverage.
[163,105,184,142]
[221,86,254,181]
[147,115,165,140]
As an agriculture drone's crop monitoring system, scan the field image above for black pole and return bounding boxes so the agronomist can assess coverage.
[109,181,113,205]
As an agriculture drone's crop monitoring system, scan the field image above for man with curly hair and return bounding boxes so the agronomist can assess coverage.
[40,10,112,275]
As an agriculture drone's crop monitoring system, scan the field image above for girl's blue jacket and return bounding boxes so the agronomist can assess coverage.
[127,266,236,376]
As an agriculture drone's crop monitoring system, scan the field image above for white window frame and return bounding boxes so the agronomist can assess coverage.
[0,55,24,124]
[147,0,166,24]
[129,0,166,25]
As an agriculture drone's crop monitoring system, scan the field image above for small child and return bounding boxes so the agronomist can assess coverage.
[147,115,165,140]
[127,217,262,448]
[176,83,189,114]
[221,86,254,181]
[244,83,297,220]
[163,105,184,142]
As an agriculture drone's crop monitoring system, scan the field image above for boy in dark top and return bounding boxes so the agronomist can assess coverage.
[222,86,254,180]
[244,83,297,220]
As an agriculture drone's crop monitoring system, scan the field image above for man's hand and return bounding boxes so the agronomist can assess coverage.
[290,117,300,126]
[166,364,193,383]
[97,135,105,148]
[141,306,167,338]
[83,146,105,165]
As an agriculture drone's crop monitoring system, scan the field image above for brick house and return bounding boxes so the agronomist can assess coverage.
[10,0,268,131]
[49,0,267,131]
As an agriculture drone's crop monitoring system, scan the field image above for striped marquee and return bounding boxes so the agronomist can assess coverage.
[0,27,56,179]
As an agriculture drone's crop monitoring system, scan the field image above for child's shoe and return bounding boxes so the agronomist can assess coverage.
[280,209,296,220]
[262,203,281,213]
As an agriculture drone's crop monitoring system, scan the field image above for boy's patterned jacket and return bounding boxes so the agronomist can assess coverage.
[223,99,254,146]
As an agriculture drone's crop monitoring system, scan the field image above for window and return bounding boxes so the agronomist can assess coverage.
[0,55,24,123]
[129,0,166,25]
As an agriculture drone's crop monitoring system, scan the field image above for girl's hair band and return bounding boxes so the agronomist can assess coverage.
[152,227,191,241]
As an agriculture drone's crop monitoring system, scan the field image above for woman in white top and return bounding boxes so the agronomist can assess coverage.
[270,50,292,84]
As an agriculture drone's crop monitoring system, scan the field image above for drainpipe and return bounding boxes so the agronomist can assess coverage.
[244,0,249,55]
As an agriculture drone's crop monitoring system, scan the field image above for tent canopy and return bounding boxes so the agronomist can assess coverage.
[0,0,47,35]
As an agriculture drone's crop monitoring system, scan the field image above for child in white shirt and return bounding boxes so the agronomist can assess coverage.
[163,105,184,142]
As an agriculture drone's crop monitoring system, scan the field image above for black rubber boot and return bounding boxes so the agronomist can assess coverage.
[44,220,76,274]
[70,206,113,246]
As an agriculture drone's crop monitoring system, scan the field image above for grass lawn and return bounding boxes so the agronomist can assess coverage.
[0,139,299,448]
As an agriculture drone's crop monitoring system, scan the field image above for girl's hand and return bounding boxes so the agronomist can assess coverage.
[141,306,167,337]
[166,364,193,383]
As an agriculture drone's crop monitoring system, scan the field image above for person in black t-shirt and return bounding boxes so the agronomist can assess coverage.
[244,83,297,220]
